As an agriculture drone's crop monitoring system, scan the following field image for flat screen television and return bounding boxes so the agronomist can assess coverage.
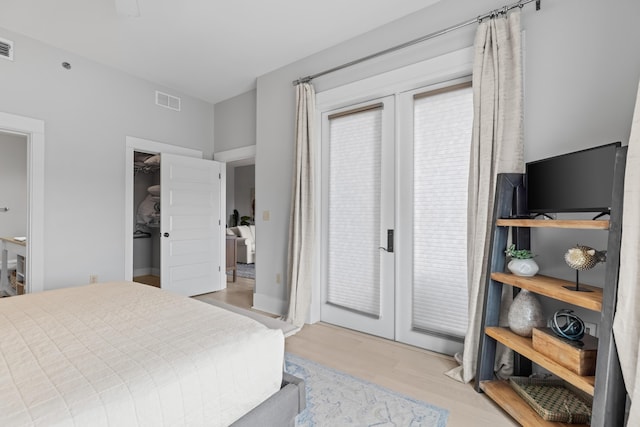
[525,142,621,214]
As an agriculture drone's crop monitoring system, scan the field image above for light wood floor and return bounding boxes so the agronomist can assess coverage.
[200,276,516,427]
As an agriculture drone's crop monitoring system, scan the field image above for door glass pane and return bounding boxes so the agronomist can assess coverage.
[327,108,382,317]
[413,86,472,337]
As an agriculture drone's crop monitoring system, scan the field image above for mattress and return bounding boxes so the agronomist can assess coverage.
[0,281,284,426]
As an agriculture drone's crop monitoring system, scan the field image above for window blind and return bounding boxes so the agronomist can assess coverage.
[412,84,473,337]
[326,107,382,317]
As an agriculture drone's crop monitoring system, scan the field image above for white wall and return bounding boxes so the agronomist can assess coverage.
[0,28,214,289]
[0,132,27,237]
[251,0,640,314]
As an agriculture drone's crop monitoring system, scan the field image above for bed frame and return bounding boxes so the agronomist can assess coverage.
[231,373,305,427]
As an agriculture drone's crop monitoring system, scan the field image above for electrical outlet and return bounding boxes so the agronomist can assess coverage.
[276,273,281,284]
[89,275,98,284]
[584,322,598,338]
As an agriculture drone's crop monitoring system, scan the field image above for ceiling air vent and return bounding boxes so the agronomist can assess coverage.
[0,37,14,61]
[155,90,181,111]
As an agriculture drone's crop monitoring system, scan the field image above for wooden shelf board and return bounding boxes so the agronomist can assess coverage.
[485,327,595,396]
[480,380,589,427]
[496,219,609,230]
[491,273,602,312]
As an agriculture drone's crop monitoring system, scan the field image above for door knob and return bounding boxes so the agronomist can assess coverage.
[163,232,170,237]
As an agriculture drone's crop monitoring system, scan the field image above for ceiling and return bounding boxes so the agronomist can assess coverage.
[0,0,440,104]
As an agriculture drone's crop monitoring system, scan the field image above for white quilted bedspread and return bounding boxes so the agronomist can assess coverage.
[0,282,284,426]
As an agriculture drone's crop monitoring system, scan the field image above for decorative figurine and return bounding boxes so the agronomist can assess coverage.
[563,245,606,292]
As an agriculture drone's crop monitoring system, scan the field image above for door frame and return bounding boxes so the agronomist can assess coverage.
[123,136,203,281]
[312,47,474,336]
[0,111,45,294]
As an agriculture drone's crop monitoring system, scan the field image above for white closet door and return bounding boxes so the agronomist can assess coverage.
[160,154,225,296]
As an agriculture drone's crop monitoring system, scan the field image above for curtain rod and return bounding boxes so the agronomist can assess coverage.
[292,0,541,86]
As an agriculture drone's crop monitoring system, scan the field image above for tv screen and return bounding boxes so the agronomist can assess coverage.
[526,142,620,214]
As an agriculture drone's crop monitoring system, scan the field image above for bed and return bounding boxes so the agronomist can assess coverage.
[0,281,304,426]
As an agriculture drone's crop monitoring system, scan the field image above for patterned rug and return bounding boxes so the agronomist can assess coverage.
[285,353,449,427]
[232,262,255,279]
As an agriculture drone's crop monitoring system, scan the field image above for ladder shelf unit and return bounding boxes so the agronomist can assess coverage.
[475,146,628,427]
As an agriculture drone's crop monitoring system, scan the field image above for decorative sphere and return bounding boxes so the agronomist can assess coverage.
[550,309,585,341]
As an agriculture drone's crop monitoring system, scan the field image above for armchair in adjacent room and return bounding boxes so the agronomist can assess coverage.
[229,225,255,264]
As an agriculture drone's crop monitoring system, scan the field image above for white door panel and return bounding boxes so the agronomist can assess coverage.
[321,97,395,340]
[161,153,225,296]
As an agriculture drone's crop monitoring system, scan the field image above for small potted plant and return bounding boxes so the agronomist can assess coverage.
[505,244,539,277]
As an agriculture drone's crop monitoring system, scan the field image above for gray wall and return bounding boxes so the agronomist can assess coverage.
[214,90,257,152]
[226,166,235,227]
[0,28,214,289]
[0,132,27,237]
[251,0,640,314]
[234,165,255,223]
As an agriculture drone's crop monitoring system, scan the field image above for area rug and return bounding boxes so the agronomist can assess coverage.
[285,353,449,427]
[227,262,255,279]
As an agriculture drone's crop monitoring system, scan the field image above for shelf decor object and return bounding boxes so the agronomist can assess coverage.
[508,289,545,337]
[563,245,606,292]
[550,309,585,341]
[506,244,539,277]
[532,327,598,376]
[509,376,592,424]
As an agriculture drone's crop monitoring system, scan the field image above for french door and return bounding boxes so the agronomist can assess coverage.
[320,81,473,355]
[320,97,396,339]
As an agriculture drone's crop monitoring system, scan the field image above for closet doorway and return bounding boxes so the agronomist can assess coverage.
[124,136,227,296]
[132,150,161,287]
[0,112,44,295]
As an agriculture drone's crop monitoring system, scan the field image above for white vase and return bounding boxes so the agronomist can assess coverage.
[508,258,539,277]
[508,289,545,337]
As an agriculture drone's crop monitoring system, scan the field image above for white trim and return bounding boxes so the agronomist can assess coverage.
[252,292,287,316]
[316,46,474,111]
[0,111,45,294]
[213,145,257,163]
[124,136,202,281]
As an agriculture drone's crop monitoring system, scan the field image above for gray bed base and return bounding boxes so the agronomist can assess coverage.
[231,372,305,427]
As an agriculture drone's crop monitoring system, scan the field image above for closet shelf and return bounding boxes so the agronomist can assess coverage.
[134,164,160,175]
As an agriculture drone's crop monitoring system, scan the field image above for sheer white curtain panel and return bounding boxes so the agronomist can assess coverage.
[446,10,524,383]
[286,82,316,327]
[612,80,640,425]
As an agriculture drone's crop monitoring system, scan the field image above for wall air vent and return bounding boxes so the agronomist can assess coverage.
[0,37,14,61]
[155,90,181,111]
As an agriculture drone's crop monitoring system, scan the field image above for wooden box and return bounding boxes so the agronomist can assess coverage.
[532,327,598,376]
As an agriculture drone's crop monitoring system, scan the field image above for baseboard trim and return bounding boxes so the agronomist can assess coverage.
[253,292,287,317]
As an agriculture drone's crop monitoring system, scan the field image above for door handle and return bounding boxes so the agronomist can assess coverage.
[378,229,394,253]
[163,232,170,237]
